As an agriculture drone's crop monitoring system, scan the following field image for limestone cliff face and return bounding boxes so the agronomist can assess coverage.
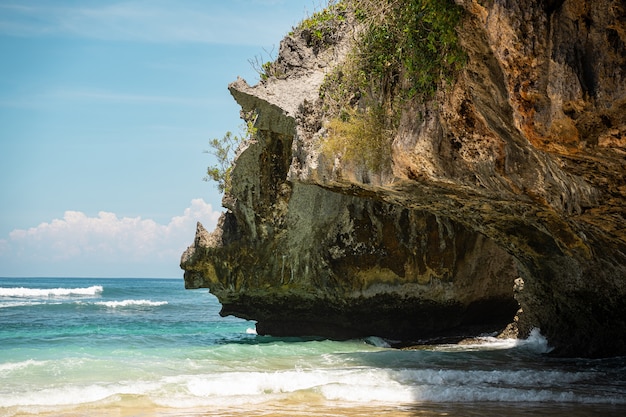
[182,0,626,357]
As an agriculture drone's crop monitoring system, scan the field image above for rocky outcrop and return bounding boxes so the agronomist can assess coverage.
[182,0,626,357]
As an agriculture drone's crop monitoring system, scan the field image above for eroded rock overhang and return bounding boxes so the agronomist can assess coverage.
[182,0,626,357]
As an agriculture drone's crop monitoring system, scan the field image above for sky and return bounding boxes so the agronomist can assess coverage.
[0,0,320,278]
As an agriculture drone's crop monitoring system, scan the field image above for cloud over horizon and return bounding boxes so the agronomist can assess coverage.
[0,199,222,277]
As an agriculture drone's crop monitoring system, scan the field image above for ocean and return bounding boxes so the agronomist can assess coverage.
[1,277,625,417]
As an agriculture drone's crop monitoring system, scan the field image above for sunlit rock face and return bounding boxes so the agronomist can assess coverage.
[182,0,626,357]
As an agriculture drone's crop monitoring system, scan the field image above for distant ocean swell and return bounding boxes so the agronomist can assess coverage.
[1,278,625,417]
[0,285,103,298]
[94,299,168,308]
[0,284,167,309]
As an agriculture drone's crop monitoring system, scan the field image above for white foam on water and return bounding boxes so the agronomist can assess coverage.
[320,382,416,404]
[155,367,593,407]
[0,301,47,309]
[406,384,580,403]
[394,368,590,390]
[152,367,614,407]
[94,299,168,308]
[1,321,622,413]
[318,367,625,405]
[0,285,103,298]
[173,369,337,398]
[364,336,392,348]
[245,327,258,335]
[318,375,415,404]
[150,369,376,408]
[434,337,519,352]
[430,328,553,353]
[0,359,49,374]
[2,364,623,412]
[0,380,160,408]
[515,327,554,353]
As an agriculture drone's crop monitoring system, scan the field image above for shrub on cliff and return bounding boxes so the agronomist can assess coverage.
[319,0,465,173]
[320,0,465,103]
[353,0,466,99]
[204,116,257,193]
[294,1,348,52]
[323,106,392,173]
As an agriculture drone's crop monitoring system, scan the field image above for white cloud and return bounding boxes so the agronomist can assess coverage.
[0,199,222,277]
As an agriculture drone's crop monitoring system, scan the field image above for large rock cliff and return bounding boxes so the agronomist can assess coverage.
[182,0,626,357]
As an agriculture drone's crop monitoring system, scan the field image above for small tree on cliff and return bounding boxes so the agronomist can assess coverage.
[204,116,257,193]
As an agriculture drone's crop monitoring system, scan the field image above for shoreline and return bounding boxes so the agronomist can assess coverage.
[7,400,626,417]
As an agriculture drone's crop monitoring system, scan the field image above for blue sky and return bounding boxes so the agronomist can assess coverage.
[0,0,319,277]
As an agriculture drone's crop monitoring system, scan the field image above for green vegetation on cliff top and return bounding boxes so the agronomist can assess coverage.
[320,0,465,173]
[206,0,466,191]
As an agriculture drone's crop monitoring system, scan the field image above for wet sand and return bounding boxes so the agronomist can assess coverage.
[8,398,626,417]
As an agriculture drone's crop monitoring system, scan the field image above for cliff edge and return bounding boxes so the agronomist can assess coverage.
[182,0,626,357]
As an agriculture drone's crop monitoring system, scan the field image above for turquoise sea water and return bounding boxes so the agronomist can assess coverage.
[1,277,625,417]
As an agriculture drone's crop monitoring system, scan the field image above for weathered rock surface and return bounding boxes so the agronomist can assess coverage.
[182,0,626,357]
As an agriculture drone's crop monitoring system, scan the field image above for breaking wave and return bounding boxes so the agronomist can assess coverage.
[0,285,103,298]
[94,299,168,308]
[2,279,625,416]
[3,365,622,411]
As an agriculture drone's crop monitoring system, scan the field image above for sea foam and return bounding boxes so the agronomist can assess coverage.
[0,285,103,298]
[152,364,625,408]
[515,327,554,353]
[2,278,623,416]
[0,359,48,374]
[3,366,623,411]
[429,328,553,354]
[95,299,168,308]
